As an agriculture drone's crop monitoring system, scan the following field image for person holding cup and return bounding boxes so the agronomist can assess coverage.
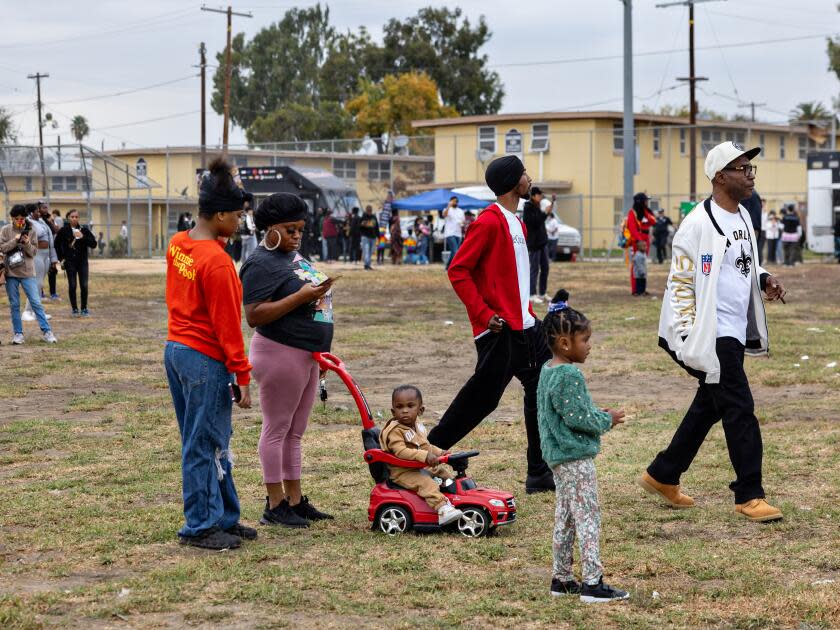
[55,209,97,316]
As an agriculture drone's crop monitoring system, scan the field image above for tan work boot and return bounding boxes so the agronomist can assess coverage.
[735,498,783,522]
[638,471,695,509]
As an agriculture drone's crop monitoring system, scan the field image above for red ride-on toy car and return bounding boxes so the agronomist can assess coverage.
[313,352,517,538]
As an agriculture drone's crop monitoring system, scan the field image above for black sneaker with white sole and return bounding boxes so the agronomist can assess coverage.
[260,498,310,528]
[225,523,258,540]
[178,526,241,550]
[525,470,556,494]
[290,496,334,521]
[550,578,582,596]
[580,577,630,603]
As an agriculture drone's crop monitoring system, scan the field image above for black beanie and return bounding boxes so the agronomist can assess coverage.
[254,193,308,231]
[198,157,247,216]
[485,155,525,196]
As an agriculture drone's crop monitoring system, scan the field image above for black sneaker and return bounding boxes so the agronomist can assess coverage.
[225,523,258,540]
[580,577,630,603]
[550,578,581,597]
[260,498,309,528]
[290,496,334,521]
[178,526,241,550]
[525,470,556,494]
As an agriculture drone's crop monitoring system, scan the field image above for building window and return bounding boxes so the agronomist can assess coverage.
[797,135,816,160]
[679,129,686,155]
[333,159,356,179]
[505,129,523,155]
[421,162,434,183]
[51,176,65,191]
[135,158,147,179]
[368,161,391,182]
[231,155,248,167]
[478,126,496,154]
[759,133,766,155]
[65,176,77,191]
[701,129,722,155]
[613,123,638,153]
[530,123,549,152]
[653,128,661,156]
[24,176,33,192]
[779,136,785,160]
[724,130,746,145]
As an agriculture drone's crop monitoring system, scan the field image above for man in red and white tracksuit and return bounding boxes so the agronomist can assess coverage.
[428,155,555,493]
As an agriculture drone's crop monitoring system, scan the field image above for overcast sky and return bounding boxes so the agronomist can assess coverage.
[1,0,837,150]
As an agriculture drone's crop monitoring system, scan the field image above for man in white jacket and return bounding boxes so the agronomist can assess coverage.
[639,141,787,522]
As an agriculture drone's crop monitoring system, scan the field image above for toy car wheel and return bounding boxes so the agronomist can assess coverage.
[377,505,412,535]
[457,507,490,538]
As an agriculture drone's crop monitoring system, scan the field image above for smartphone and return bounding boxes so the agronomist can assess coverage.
[230,383,241,403]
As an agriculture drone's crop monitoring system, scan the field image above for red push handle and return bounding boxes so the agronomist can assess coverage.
[363,448,429,469]
[312,351,375,430]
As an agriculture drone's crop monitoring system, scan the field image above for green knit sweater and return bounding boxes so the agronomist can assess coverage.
[537,362,613,467]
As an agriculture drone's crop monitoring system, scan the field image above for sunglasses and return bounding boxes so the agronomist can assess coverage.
[722,164,757,177]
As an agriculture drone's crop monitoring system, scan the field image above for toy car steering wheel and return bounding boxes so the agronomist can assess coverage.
[445,450,480,461]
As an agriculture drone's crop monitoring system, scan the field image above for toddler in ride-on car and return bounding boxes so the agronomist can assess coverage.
[379,385,464,526]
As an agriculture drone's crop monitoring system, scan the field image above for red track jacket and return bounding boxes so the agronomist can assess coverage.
[447,202,536,337]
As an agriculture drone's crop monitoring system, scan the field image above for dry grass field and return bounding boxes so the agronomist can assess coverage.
[0,259,838,629]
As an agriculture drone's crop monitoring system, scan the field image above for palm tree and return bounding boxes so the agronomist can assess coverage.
[789,101,831,123]
[70,115,90,143]
[0,107,16,144]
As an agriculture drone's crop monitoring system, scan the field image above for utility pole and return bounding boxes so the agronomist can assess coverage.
[201,5,252,154]
[621,0,635,215]
[199,42,207,169]
[27,72,49,196]
[738,101,766,123]
[656,0,721,201]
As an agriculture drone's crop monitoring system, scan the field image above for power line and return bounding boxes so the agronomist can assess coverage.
[490,32,837,69]
[4,74,198,107]
[95,110,200,131]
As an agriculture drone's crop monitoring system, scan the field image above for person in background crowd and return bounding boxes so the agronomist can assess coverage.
[414,216,430,265]
[55,209,97,316]
[359,205,379,271]
[763,212,780,265]
[320,208,338,263]
[625,193,656,295]
[349,207,362,264]
[523,187,551,303]
[1,205,57,344]
[376,222,387,265]
[632,240,649,296]
[98,232,106,256]
[51,209,64,230]
[463,209,475,233]
[781,206,801,267]
[339,214,350,262]
[119,220,129,243]
[379,191,393,232]
[164,157,255,551]
[240,192,335,529]
[390,210,403,265]
[442,195,465,270]
[652,209,673,264]
[740,189,763,264]
[428,155,555,495]
[795,204,806,264]
[22,203,57,322]
[759,198,768,264]
[545,208,560,262]
[239,195,258,264]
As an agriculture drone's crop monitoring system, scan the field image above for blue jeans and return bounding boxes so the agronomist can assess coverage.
[361,236,376,268]
[445,236,462,269]
[5,276,52,335]
[164,341,240,537]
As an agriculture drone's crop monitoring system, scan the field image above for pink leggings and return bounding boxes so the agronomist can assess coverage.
[250,332,318,483]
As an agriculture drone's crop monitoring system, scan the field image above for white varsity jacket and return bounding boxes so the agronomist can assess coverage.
[658,198,770,384]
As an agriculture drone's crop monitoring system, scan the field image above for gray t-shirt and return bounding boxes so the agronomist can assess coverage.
[239,246,334,352]
[632,250,647,278]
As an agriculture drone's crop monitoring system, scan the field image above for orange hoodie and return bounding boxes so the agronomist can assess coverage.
[165,231,251,385]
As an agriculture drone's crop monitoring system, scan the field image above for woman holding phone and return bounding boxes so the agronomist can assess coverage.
[240,193,335,529]
[55,209,97,316]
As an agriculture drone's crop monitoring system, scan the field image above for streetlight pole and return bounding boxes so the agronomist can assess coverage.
[27,72,49,196]
[656,0,722,201]
[621,0,635,214]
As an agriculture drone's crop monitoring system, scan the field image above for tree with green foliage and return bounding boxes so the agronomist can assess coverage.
[380,8,503,116]
[0,107,17,144]
[71,115,90,142]
[346,72,458,139]
[247,102,351,144]
[789,101,831,123]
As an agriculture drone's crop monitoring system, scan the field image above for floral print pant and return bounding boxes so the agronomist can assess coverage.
[552,458,603,585]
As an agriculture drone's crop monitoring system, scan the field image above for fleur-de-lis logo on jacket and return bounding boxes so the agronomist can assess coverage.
[735,243,752,278]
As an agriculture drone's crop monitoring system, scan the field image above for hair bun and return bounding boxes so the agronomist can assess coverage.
[207,156,230,178]
[552,289,570,303]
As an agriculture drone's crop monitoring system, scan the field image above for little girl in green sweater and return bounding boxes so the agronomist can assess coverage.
[536,289,629,603]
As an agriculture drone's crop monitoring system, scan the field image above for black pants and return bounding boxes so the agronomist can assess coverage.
[765,239,778,264]
[48,264,58,296]
[783,241,798,266]
[648,337,764,503]
[756,233,766,265]
[65,260,89,311]
[428,323,551,477]
[528,246,549,296]
[350,238,361,262]
[654,236,667,264]
[633,276,646,295]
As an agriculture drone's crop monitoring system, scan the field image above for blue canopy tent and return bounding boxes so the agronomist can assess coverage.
[391,188,487,211]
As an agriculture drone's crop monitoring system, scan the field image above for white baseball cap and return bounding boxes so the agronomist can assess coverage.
[704,141,761,182]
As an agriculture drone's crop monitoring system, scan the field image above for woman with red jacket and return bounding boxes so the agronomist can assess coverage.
[164,157,255,551]
[626,193,656,294]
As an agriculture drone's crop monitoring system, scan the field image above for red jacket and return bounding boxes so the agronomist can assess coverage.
[626,208,656,250]
[447,203,536,336]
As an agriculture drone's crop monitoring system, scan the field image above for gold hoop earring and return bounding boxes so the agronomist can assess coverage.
[263,228,282,251]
